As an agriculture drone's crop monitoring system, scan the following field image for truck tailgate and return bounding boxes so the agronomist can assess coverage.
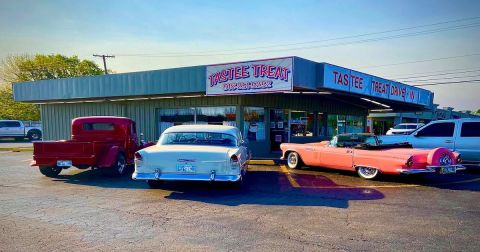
[34,141,95,157]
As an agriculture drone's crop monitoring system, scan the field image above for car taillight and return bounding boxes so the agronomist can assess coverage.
[230,155,239,162]
[456,155,462,164]
[406,156,414,167]
[134,152,143,161]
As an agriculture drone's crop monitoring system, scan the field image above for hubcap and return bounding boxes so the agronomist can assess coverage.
[288,153,297,167]
[31,133,39,140]
[118,159,125,173]
[439,154,452,165]
[359,167,378,179]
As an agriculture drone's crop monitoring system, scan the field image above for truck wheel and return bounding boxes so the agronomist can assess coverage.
[39,166,62,178]
[27,130,42,141]
[108,153,127,176]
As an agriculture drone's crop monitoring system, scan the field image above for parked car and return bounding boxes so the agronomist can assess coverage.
[380,118,480,167]
[0,120,42,141]
[31,116,153,177]
[133,125,250,188]
[280,133,464,180]
[386,123,424,135]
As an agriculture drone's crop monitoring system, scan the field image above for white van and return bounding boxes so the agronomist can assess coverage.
[380,118,480,167]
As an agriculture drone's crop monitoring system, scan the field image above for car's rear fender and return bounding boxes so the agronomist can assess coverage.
[97,146,125,168]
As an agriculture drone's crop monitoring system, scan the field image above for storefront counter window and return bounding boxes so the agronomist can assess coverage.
[290,111,314,137]
[244,107,265,141]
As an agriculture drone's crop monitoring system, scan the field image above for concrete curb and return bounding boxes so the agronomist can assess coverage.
[0,147,33,152]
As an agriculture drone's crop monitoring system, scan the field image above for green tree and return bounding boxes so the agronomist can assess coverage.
[0,54,104,120]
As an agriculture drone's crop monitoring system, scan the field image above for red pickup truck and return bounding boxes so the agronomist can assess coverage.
[31,116,153,177]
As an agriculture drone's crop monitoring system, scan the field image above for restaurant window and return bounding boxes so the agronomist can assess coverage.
[290,111,314,137]
[244,107,265,141]
[159,108,195,133]
[196,106,236,126]
[346,115,364,133]
[327,114,346,136]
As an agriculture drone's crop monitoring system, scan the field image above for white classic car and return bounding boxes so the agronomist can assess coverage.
[132,125,250,188]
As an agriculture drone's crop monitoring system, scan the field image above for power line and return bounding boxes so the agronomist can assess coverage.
[116,16,480,56]
[391,68,480,80]
[405,74,480,82]
[115,22,480,58]
[359,53,480,69]
[413,79,480,86]
[93,54,115,74]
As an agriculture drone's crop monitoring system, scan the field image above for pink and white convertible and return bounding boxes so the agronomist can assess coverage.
[280,133,465,179]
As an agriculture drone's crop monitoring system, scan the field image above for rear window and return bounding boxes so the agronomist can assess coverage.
[461,122,480,137]
[159,132,237,147]
[82,123,114,131]
[5,121,21,127]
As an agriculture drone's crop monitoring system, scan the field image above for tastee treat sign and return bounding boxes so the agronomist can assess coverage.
[206,57,293,96]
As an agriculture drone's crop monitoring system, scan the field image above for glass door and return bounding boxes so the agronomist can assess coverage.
[269,109,289,151]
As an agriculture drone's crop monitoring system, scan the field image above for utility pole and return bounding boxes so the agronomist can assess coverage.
[93,54,115,74]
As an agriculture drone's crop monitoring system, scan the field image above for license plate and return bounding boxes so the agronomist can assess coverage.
[440,166,456,174]
[176,164,196,173]
[57,160,72,167]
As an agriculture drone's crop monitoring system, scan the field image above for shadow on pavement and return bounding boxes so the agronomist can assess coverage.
[299,165,480,192]
[52,168,384,208]
[164,171,384,208]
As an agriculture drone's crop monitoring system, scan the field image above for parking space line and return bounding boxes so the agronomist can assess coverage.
[279,165,300,188]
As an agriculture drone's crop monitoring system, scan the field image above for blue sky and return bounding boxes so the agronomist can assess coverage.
[0,0,479,110]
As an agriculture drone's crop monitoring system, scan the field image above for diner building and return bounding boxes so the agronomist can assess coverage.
[13,57,433,157]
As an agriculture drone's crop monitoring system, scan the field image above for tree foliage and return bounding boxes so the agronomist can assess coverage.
[0,54,104,120]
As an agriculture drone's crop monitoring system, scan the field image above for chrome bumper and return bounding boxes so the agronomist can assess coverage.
[132,172,241,182]
[397,165,466,174]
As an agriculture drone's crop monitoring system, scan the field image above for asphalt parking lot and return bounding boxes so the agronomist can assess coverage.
[1,151,479,251]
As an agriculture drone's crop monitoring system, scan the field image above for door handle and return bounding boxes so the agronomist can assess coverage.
[445,140,453,144]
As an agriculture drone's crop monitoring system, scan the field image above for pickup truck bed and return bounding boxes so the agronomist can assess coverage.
[32,140,122,168]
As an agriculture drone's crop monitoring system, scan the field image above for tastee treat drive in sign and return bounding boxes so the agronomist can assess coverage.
[322,63,432,106]
[206,57,293,96]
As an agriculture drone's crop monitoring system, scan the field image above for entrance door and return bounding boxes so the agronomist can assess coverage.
[269,109,289,151]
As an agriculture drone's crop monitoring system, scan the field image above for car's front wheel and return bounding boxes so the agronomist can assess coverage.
[357,166,379,180]
[39,166,62,178]
[287,152,302,169]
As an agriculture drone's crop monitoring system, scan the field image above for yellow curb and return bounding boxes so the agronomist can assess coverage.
[248,160,276,165]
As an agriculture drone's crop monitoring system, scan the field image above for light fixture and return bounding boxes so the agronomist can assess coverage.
[361,98,390,108]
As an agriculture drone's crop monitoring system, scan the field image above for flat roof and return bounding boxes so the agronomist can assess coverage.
[13,56,433,109]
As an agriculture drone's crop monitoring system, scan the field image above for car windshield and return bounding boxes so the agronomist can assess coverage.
[393,124,406,129]
[330,134,378,148]
[159,132,237,147]
[406,125,418,129]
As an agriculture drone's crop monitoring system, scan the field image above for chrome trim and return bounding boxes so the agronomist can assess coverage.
[132,172,241,182]
[397,164,466,174]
